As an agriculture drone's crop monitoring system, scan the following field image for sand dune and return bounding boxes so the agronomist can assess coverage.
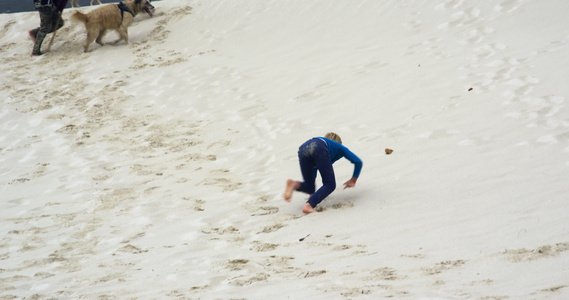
[1,0,568,299]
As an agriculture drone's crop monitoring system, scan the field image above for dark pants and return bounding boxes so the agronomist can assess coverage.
[297,138,336,208]
[31,6,64,55]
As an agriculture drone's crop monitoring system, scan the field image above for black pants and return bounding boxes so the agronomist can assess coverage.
[297,138,337,208]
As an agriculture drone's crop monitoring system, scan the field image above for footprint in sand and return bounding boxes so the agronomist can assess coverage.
[115,244,148,255]
[503,242,569,262]
[423,259,467,275]
[258,223,286,234]
[250,241,279,252]
[249,206,279,216]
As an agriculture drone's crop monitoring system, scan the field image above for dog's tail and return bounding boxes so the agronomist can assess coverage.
[71,11,88,23]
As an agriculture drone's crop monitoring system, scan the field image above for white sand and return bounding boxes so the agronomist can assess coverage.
[1,0,569,299]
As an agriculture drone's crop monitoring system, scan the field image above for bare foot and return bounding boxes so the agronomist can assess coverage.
[302,203,317,214]
[284,179,298,202]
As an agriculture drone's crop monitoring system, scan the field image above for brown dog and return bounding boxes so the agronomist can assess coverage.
[72,0,154,52]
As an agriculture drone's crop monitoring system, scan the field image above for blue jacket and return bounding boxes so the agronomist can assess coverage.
[320,137,363,178]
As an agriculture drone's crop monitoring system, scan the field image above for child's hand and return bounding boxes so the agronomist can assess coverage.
[343,177,357,189]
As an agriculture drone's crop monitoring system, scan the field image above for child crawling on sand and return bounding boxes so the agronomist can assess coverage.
[284,132,363,213]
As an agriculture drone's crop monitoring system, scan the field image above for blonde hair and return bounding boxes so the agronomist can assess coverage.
[324,132,342,144]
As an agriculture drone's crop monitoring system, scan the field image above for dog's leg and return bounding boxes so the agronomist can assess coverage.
[84,28,99,52]
[96,29,107,45]
[111,28,129,45]
[121,30,130,44]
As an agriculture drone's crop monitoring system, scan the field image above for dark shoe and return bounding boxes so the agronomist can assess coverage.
[31,52,43,57]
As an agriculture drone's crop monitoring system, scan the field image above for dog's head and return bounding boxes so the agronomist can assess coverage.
[135,0,155,17]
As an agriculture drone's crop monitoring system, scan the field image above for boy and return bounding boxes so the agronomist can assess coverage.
[284,132,362,213]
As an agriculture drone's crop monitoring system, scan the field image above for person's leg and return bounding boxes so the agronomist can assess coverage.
[306,144,336,210]
[29,28,40,43]
[51,9,64,30]
[297,139,318,194]
[284,139,317,201]
[32,7,55,55]
[32,30,47,55]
